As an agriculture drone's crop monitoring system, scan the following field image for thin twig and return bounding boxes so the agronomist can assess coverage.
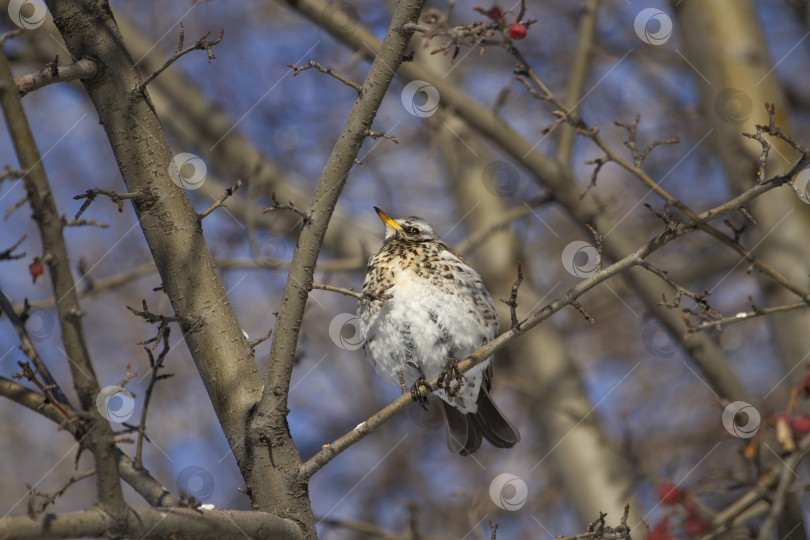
[262,191,309,220]
[62,217,110,228]
[690,301,810,332]
[570,300,594,323]
[73,188,144,219]
[26,469,96,515]
[366,130,399,144]
[287,60,363,93]
[198,179,241,219]
[131,24,224,99]
[311,282,361,299]
[127,300,195,350]
[499,262,523,329]
[5,194,28,220]
[0,287,72,410]
[0,164,24,182]
[135,331,173,469]
[248,328,273,354]
[0,234,26,261]
[0,29,24,45]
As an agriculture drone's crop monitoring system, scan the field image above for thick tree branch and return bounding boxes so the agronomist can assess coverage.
[0,287,71,408]
[0,45,125,513]
[0,375,179,508]
[0,506,303,540]
[42,0,288,527]
[554,0,600,165]
[253,0,425,522]
[14,56,100,97]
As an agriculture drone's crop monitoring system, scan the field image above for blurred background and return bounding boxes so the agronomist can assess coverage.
[1,0,810,538]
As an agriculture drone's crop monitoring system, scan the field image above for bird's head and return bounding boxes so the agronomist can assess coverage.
[374,207,438,244]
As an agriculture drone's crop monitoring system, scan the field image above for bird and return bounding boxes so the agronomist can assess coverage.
[357,207,520,455]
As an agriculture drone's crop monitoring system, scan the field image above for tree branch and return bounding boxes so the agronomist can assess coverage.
[14,56,100,97]
[254,0,425,520]
[0,376,179,507]
[287,60,363,93]
[0,506,303,540]
[0,45,125,513]
[130,24,224,100]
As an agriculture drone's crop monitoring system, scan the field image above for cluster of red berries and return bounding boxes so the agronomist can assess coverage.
[649,482,709,539]
[476,4,533,40]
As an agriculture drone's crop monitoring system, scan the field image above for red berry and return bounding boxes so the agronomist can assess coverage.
[789,414,810,435]
[648,517,674,540]
[655,481,685,506]
[509,22,527,39]
[29,257,44,284]
[682,517,709,537]
[487,6,504,20]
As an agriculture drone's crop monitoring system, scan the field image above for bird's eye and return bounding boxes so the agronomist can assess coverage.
[406,227,420,235]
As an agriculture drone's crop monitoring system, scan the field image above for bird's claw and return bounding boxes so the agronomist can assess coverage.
[437,357,464,398]
[410,377,430,410]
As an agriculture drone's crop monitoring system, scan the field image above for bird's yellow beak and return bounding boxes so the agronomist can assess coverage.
[374,207,403,231]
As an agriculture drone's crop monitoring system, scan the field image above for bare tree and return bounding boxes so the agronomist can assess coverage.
[1,1,809,539]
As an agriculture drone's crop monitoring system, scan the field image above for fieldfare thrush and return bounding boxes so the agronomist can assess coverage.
[357,207,520,455]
